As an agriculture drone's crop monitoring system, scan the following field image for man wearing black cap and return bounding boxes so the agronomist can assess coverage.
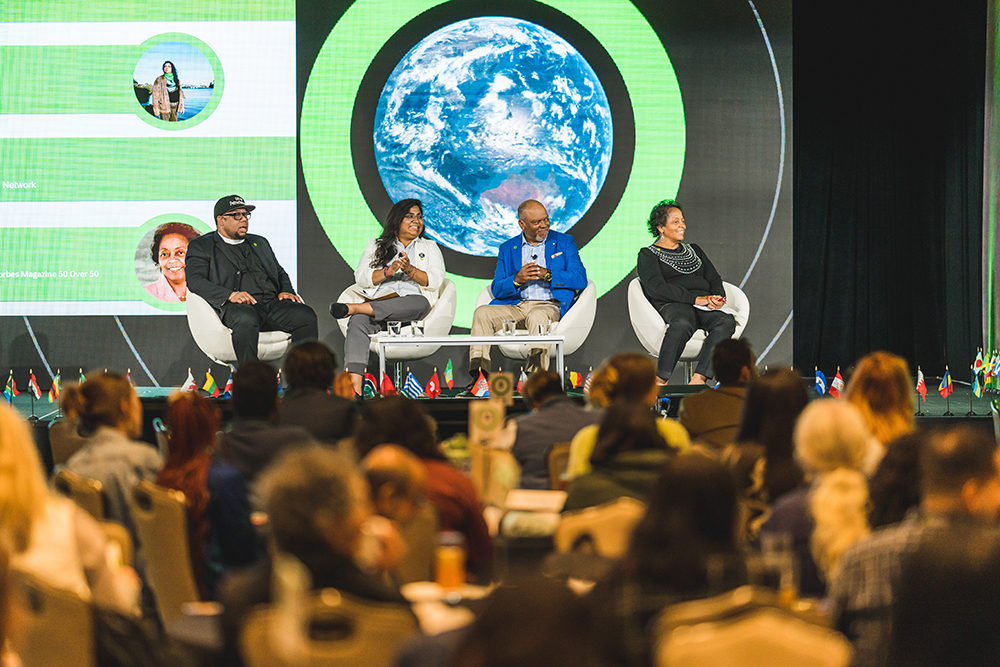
[186,195,317,366]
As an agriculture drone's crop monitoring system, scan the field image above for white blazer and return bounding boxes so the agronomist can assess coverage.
[354,236,446,307]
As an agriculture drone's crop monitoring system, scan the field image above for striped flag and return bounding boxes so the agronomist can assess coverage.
[183,369,198,392]
[569,370,583,389]
[203,370,220,398]
[402,371,424,399]
[916,367,927,402]
[222,369,234,399]
[277,369,284,397]
[974,372,984,399]
[829,368,845,398]
[516,369,527,394]
[938,367,953,398]
[28,371,42,400]
[425,370,442,399]
[471,370,490,397]
[583,367,594,395]
[444,359,454,390]
[363,372,378,399]
[4,371,19,402]
[48,371,61,403]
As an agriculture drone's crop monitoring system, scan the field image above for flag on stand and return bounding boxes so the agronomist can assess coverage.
[202,371,220,398]
[814,368,827,395]
[471,370,490,397]
[516,369,527,394]
[363,372,378,398]
[183,369,198,392]
[916,367,927,402]
[28,371,42,400]
[973,372,984,399]
[569,370,583,389]
[222,369,234,399]
[425,370,442,399]
[402,371,424,399]
[48,371,61,403]
[79,369,86,383]
[276,369,284,397]
[829,368,845,398]
[444,360,454,390]
[938,367,953,399]
[126,369,134,386]
[381,372,396,396]
[4,371,19,403]
[974,349,985,374]
[583,367,594,395]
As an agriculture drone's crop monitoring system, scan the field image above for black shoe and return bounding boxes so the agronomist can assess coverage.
[330,302,349,319]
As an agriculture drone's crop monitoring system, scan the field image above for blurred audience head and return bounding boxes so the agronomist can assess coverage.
[794,399,871,476]
[360,444,427,525]
[231,361,279,421]
[588,352,658,408]
[0,405,48,551]
[353,395,443,460]
[921,425,1000,522]
[452,576,595,667]
[625,453,740,590]
[590,400,666,466]
[522,370,564,409]
[163,390,219,466]
[61,371,141,438]
[735,368,809,500]
[845,351,915,445]
[257,446,371,559]
[889,524,1000,667]
[284,341,337,391]
[868,430,925,528]
[712,338,756,386]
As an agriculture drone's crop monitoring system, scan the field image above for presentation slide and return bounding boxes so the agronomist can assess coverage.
[0,1,296,315]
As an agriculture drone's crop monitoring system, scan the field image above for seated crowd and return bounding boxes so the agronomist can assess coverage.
[0,341,997,667]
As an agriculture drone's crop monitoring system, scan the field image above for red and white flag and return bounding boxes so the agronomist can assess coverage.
[425,370,441,399]
[829,369,845,398]
[381,372,396,396]
[183,369,198,392]
[471,370,490,397]
[915,368,927,403]
[28,371,42,400]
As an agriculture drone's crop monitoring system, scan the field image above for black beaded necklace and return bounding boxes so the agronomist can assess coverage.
[649,243,702,274]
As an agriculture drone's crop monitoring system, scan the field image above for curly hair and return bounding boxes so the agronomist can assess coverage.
[646,198,683,238]
[371,199,424,269]
[149,222,199,265]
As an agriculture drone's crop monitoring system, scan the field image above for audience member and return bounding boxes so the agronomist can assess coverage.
[587,454,745,666]
[361,444,428,526]
[215,361,313,481]
[730,368,809,503]
[277,341,357,444]
[567,353,690,479]
[156,392,258,600]
[563,400,673,511]
[759,399,871,597]
[867,430,924,529]
[353,396,492,580]
[62,372,162,557]
[678,338,756,449]
[845,351,915,455]
[219,446,409,667]
[830,425,1000,667]
[887,523,1000,667]
[511,370,600,490]
[0,403,140,615]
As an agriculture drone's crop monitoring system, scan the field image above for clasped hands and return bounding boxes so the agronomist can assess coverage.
[515,262,550,285]
[384,252,416,279]
[228,291,303,304]
[695,295,727,310]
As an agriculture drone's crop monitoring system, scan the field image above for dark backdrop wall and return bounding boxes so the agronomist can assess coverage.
[793,0,986,383]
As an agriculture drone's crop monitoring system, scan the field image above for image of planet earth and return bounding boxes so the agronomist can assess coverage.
[373,17,614,257]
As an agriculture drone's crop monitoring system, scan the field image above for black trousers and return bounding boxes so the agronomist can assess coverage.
[656,303,737,381]
[221,298,318,367]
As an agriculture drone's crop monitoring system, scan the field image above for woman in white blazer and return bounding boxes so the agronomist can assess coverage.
[330,198,445,395]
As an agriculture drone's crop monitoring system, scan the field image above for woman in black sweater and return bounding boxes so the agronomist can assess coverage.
[637,199,736,384]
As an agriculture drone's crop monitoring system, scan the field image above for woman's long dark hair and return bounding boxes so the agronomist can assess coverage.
[371,199,423,269]
[162,61,180,87]
[590,399,666,466]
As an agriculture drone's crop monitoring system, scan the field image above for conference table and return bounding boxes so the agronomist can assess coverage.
[375,334,567,389]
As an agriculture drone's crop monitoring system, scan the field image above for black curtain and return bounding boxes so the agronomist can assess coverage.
[793,1,986,381]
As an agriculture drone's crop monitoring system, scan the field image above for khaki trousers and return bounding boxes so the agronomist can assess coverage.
[470,301,561,373]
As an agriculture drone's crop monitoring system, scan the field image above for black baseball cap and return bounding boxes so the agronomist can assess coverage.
[214,195,256,219]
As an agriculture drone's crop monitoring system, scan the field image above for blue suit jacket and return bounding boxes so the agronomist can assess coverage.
[489,230,587,317]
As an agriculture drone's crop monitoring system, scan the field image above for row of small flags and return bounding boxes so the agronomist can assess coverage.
[811,356,1000,403]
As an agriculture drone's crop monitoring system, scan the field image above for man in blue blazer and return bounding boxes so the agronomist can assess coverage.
[187,195,317,366]
[468,199,587,381]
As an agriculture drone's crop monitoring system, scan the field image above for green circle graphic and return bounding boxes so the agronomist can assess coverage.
[133,33,225,131]
[133,213,212,312]
[301,0,685,327]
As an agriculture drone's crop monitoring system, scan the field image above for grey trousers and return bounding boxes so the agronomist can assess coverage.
[344,295,431,374]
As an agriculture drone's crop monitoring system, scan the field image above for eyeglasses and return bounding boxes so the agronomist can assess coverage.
[404,213,424,221]
[224,211,251,221]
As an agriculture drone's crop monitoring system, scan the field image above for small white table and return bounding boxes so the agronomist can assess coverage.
[375,334,567,389]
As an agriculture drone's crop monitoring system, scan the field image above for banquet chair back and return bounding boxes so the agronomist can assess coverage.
[53,467,106,520]
[394,502,439,584]
[128,481,201,627]
[547,441,572,490]
[97,519,134,568]
[186,291,291,365]
[240,588,419,667]
[554,496,646,558]
[10,568,95,667]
